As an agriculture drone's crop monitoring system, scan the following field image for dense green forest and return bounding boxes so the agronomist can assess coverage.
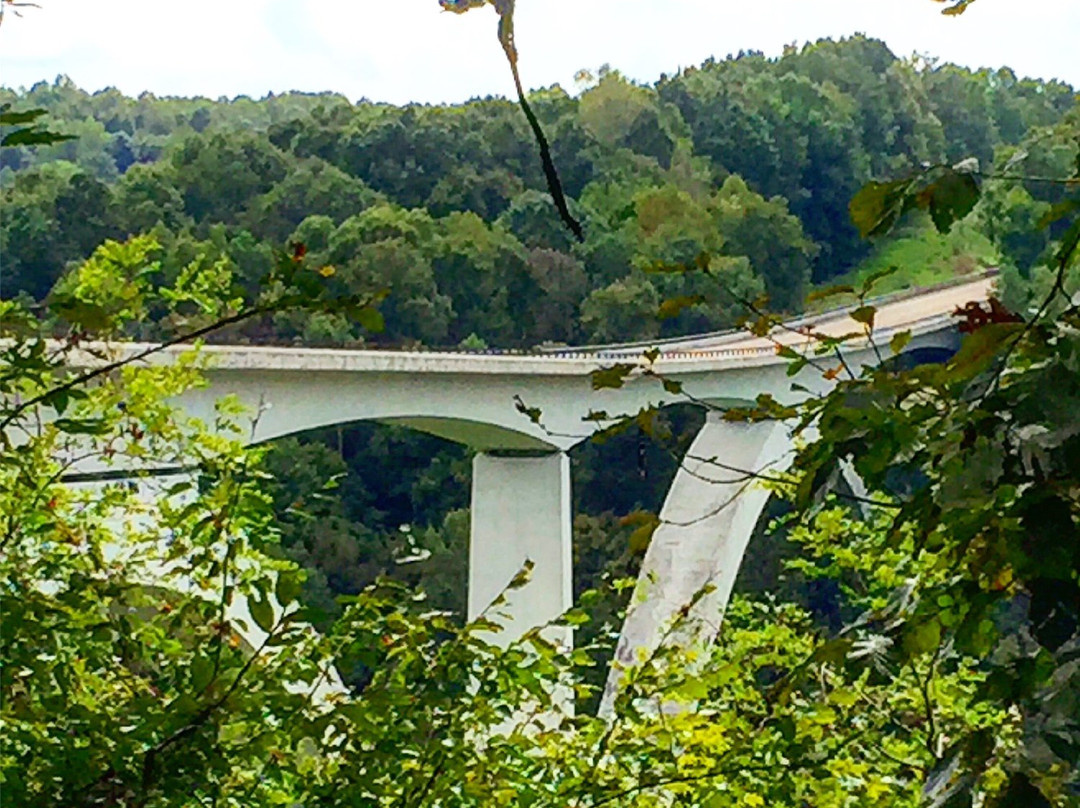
[4,2,1080,799]
[3,35,1076,627]
[3,36,1076,346]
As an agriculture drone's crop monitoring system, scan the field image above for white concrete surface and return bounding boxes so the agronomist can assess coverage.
[599,415,795,715]
[469,452,573,650]
[63,312,961,458]
[570,274,994,356]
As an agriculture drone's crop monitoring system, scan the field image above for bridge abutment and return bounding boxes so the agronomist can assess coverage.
[468,450,573,650]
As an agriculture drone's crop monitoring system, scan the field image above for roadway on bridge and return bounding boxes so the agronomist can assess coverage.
[595,274,995,357]
[66,273,995,377]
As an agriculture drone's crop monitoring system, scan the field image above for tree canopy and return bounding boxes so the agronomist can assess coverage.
[2,4,1079,805]
[2,38,1075,345]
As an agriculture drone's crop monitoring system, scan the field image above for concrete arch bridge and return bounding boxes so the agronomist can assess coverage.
[73,274,993,695]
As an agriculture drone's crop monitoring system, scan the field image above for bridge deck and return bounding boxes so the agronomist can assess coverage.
[66,274,994,376]
[581,274,995,356]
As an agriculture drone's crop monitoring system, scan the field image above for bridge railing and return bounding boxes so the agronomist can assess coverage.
[41,273,989,371]
[539,269,997,357]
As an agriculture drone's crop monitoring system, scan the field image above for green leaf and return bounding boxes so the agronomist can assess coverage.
[514,396,543,424]
[775,345,801,361]
[354,306,384,333]
[52,418,110,435]
[661,378,683,394]
[806,284,855,304]
[622,510,660,553]
[0,107,47,125]
[890,331,912,354]
[747,313,780,337]
[849,178,914,238]
[1,128,77,147]
[658,295,705,320]
[794,462,827,511]
[850,305,876,327]
[591,363,636,390]
[191,655,214,692]
[249,592,275,635]
[437,0,489,15]
[924,169,980,233]
[50,390,70,417]
[860,265,900,296]
[901,618,942,657]
[1036,198,1079,229]
[507,559,535,590]
[561,609,590,627]
[275,571,302,607]
[940,0,976,15]
[947,323,1024,379]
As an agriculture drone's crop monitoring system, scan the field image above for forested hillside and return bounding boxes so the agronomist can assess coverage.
[3,34,1076,632]
[5,2,1080,797]
[3,36,1075,348]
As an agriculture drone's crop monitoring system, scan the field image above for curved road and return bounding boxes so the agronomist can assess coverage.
[564,273,994,358]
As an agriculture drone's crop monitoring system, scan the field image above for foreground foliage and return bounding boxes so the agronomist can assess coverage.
[3,2,1079,805]
[3,220,1076,806]
[0,275,1019,804]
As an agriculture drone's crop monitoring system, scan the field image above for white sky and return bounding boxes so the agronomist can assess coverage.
[1,0,1077,104]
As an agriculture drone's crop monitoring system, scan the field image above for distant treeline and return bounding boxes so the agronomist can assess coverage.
[3,36,1076,349]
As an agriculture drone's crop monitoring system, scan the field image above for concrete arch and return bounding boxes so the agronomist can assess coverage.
[600,415,795,713]
[248,414,555,455]
[599,338,964,714]
[180,367,567,452]
[181,378,580,648]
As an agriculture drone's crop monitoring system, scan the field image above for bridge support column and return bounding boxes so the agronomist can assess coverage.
[468,451,573,649]
[601,414,794,714]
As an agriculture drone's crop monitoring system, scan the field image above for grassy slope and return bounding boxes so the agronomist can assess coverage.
[808,215,1000,309]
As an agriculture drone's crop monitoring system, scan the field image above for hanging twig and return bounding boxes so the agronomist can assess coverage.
[442,0,584,241]
[495,1,584,241]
